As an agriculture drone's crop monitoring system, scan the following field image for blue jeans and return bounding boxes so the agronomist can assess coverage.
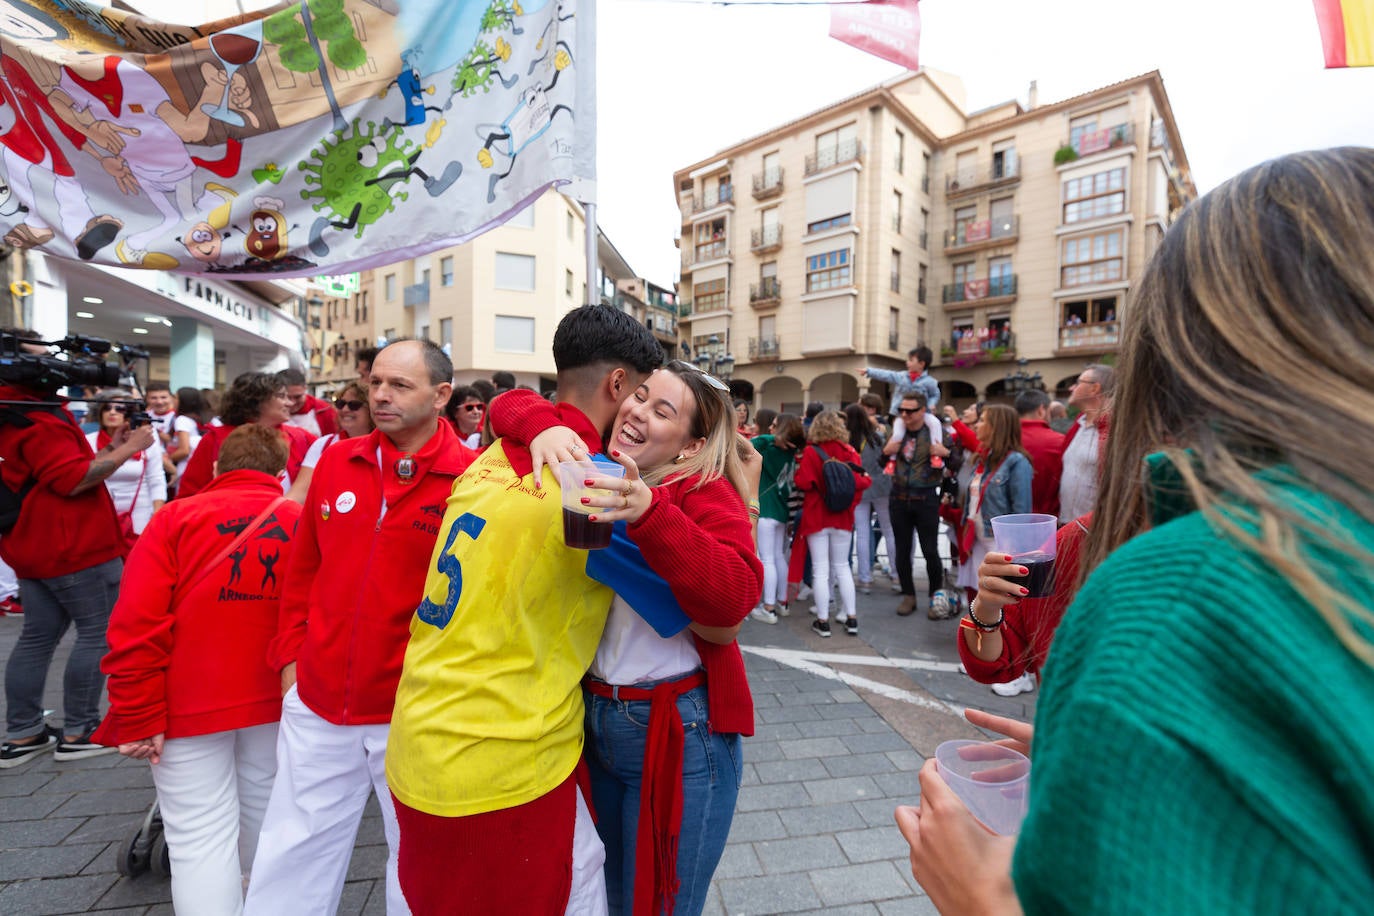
[584,679,743,916]
[4,559,122,738]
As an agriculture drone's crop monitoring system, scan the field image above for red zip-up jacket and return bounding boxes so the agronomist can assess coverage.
[93,470,302,744]
[1020,418,1065,518]
[268,423,478,725]
[177,423,315,499]
[0,386,125,579]
[794,440,872,537]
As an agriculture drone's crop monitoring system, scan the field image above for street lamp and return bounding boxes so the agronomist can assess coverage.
[1003,357,1044,395]
[693,334,735,380]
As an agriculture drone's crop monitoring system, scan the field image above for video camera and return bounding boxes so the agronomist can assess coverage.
[1,331,152,426]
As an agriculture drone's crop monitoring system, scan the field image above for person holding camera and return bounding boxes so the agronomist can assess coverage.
[0,338,152,768]
[85,389,166,549]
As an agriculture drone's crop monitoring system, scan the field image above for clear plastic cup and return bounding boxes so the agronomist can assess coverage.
[934,739,1030,835]
[990,513,1058,597]
[556,460,626,549]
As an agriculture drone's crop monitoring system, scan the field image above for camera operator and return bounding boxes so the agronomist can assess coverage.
[86,389,167,548]
[0,331,153,768]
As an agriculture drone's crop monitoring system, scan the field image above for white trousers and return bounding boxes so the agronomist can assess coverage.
[756,517,789,607]
[807,528,857,621]
[151,723,279,916]
[854,497,896,583]
[243,687,408,915]
[566,788,609,916]
[0,554,17,599]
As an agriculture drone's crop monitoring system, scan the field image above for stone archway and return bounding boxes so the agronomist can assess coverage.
[760,376,804,414]
[1054,374,1079,400]
[809,371,862,409]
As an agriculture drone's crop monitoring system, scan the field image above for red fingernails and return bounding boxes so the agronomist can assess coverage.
[584,479,595,486]
[1019,568,1029,576]
[588,515,597,522]
[580,497,591,505]
[611,449,621,458]
[1019,587,1029,595]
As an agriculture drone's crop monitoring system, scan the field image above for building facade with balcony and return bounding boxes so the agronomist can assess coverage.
[671,69,1195,412]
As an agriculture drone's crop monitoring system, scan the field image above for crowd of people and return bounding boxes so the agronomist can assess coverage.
[1,148,1371,915]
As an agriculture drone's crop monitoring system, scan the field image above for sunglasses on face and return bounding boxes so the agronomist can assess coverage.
[335,399,366,411]
[898,407,923,415]
[669,359,729,392]
[460,403,485,413]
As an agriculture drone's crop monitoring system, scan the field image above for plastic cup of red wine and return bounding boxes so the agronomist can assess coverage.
[934,740,1030,835]
[556,460,626,549]
[990,513,1058,597]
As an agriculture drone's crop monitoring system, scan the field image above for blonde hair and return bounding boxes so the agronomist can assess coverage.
[1085,147,1374,665]
[806,410,848,445]
[641,364,748,498]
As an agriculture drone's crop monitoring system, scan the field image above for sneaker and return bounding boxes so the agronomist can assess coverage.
[927,591,958,620]
[0,729,56,769]
[810,619,831,638]
[749,605,778,625]
[843,617,859,636]
[777,602,790,618]
[895,595,917,616]
[0,596,20,615]
[53,733,117,762]
[991,673,1036,697]
[858,582,872,596]
[797,584,814,601]
[890,582,903,594]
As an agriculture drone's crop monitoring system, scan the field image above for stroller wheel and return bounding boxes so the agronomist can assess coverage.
[115,828,151,877]
[150,830,171,878]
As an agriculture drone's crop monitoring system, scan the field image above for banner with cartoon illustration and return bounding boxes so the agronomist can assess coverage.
[0,0,593,278]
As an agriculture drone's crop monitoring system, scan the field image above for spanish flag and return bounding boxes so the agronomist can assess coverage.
[1314,0,1374,67]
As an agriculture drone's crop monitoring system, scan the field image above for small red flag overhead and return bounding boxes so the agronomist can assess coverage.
[1313,0,1374,67]
[830,0,922,71]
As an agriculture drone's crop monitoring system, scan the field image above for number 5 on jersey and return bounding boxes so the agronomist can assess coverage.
[416,513,486,629]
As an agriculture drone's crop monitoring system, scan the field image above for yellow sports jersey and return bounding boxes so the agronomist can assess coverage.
[386,441,613,816]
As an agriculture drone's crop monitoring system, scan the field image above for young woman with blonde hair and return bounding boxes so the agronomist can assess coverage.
[900,147,1374,914]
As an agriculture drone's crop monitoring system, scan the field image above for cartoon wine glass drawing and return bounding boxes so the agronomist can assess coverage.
[202,21,263,127]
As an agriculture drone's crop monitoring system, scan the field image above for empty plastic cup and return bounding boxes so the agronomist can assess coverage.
[934,739,1030,835]
[990,513,1058,597]
[556,459,626,549]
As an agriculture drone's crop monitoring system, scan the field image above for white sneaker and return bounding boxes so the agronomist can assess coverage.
[798,584,814,601]
[749,606,779,625]
[991,673,1036,697]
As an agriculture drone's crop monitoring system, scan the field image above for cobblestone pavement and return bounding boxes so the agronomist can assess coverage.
[0,563,1036,914]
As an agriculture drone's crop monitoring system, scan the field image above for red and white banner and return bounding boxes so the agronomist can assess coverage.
[829,0,921,71]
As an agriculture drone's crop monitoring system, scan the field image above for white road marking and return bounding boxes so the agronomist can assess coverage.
[742,646,964,674]
[742,646,964,716]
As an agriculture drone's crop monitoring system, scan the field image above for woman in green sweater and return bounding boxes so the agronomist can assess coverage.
[898,147,1374,914]
[749,413,804,624]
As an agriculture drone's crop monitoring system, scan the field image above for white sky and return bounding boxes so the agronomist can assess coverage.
[111,0,1374,287]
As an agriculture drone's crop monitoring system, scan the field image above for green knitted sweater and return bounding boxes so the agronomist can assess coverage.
[1014,480,1374,914]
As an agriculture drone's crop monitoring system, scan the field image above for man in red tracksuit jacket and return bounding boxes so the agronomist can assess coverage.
[279,367,338,438]
[1015,389,1065,519]
[244,339,477,916]
[94,425,302,913]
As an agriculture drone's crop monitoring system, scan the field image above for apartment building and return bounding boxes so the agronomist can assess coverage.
[307,188,670,394]
[672,69,1196,412]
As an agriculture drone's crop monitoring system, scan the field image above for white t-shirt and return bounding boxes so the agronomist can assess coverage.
[85,432,168,534]
[589,594,700,686]
[462,430,482,450]
[302,433,339,470]
[1059,415,1101,524]
[287,410,322,438]
[150,410,201,480]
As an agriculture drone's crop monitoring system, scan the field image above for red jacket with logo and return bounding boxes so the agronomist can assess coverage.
[268,423,478,725]
[0,385,125,579]
[94,470,302,744]
[177,423,315,499]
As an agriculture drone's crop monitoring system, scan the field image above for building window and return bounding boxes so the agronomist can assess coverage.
[439,318,453,348]
[892,189,902,233]
[890,249,901,293]
[440,256,454,287]
[694,218,727,261]
[1062,229,1124,287]
[806,248,851,292]
[806,213,851,234]
[509,205,535,228]
[991,140,1017,180]
[693,278,726,312]
[565,269,574,298]
[918,317,926,345]
[918,264,928,304]
[1062,296,1119,326]
[495,315,535,352]
[952,261,975,286]
[494,252,536,290]
[894,129,905,173]
[418,324,429,341]
[566,210,575,240]
[1063,168,1126,223]
[952,205,977,245]
[922,152,931,191]
[1059,296,1121,350]
[920,208,929,248]
[888,307,899,350]
[383,327,396,341]
[384,274,396,301]
[988,256,1014,297]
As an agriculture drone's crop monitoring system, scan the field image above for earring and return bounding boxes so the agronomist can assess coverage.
[674,453,686,463]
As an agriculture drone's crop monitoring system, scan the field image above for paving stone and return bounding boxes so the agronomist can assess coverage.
[47,766,156,793]
[778,737,850,760]
[739,762,761,787]
[722,811,788,843]
[0,816,82,848]
[803,775,882,806]
[90,908,153,915]
[798,689,855,706]
[740,740,786,763]
[711,841,764,879]
[853,797,905,829]
[345,843,388,882]
[354,815,386,847]
[834,825,913,864]
[752,835,844,874]
[717,872,822,915]
[823,752,901,779]
[66,813,151,845]
[796,906,879,915]
[753,722,804,742]
[81,841,122,876]
[752,692,781,708]
[92,875,172,908]
[0,770,56,798]
[818,702,870,720]
[337,880,373,916]
[811,860,913,907]
[758,705,830,725]
[733,782,812,813]
[0,843,106,880]
[871,772,924,801]
[51,788,157,818]
[0,875,120,916]
[878,894,941,915]
[793,717,867,739]
[885,749,924,772]
[843,732,916,754]
[860,717,898,733]
[777,802,867,838]
[752,758,819,785]
[0,792,74,821]
[144,904,174,915]
[361,881,388,915]
[700,887,726,916]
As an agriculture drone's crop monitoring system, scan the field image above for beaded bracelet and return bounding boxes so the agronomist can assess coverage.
[967,600,1004,632]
